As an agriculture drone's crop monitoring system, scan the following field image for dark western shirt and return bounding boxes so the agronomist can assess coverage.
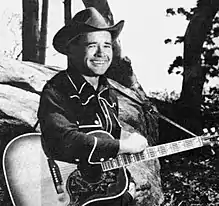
[37,68,122,164]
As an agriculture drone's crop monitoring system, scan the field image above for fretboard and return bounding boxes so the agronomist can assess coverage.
[101,136,203,171]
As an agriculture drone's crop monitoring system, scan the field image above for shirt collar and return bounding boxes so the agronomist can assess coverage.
[66,67,110,96]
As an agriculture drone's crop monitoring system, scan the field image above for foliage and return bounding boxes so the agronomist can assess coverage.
[202,86,219,129]
[165,2,219,133]
[165,7,219,80]
[1,11,22,59]
[148,90,180,102]
[160,147,219,206]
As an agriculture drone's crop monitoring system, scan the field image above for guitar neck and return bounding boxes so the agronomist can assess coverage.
[101,136,204,171]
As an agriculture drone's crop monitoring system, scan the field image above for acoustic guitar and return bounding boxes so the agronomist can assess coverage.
[2,129,218,206]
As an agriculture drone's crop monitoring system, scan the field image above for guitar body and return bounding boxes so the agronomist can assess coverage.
[2,132,128,206]
[5,130,215,205]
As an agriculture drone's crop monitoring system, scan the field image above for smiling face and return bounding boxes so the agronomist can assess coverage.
[68,31,113,77]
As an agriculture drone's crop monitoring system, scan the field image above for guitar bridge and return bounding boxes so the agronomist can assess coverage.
[48,159,64,194]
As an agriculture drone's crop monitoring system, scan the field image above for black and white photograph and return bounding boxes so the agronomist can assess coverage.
[0,0,218,205]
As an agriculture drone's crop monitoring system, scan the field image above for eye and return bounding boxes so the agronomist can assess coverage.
[87,44,97,49]
[104,44,112,49]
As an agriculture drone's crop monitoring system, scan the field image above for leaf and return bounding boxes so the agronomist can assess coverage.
[168,56,183,74]
[174,36,184,44]
[166,8,176,16]
[164,39,172,44]
[213,26,219,37]
[177,7,186,15]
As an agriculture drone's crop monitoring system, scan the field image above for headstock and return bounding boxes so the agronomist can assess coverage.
[201,127,219,148]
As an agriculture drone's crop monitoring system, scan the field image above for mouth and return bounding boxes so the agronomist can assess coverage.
[91,59,108,66]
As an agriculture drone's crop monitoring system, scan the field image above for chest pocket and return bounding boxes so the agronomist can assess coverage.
[72,95,104,133]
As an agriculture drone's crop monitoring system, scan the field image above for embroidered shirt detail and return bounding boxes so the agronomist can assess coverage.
[100,99,113,133]
[99,97,117,108]
[65,69,119,137]
[113,113,122,128]
[81,95,95,106]
[78,82,87,94]
[70,95,80,99]
[66,71,78,91]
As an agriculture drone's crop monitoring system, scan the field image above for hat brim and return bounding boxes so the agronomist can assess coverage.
[53,20,124,55]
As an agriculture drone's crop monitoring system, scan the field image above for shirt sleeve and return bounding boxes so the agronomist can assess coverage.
[38,85,120,163]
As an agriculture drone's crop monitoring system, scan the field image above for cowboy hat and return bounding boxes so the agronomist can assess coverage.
[53,7,124,55]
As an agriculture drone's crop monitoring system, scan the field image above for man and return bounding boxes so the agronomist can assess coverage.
[38,7,148,206]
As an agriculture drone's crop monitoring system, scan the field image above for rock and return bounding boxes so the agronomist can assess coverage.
[0,84,39,127]
[109,79,163,205]
[0,54,164,205]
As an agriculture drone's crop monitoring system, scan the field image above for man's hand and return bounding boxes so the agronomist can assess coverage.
[118,132,148,154]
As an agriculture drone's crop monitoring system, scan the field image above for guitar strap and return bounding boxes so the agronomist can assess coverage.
[109,82,197,137]
[34,80,197,137]
[32,119,63,194]
[33,119,39,131]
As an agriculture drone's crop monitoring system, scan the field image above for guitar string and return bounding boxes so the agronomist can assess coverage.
[44,134,219,176]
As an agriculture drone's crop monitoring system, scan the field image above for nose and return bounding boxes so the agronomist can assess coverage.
[95,45,105,57]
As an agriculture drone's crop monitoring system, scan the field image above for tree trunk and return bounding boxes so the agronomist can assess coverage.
[82,0,114,25]
[38,0,49,64]
[64,0,72,25]
[22,0,39,62]
[178,0,219,134]
[64,0,72,66]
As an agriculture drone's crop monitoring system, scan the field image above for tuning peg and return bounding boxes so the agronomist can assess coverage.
[203,128,209,135]
[210,127,216,133]
[210,148,216,155]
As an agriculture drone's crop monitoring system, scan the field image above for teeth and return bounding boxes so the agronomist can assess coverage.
[93,60,105,64]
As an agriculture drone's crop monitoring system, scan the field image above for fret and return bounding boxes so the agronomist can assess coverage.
[103,161,109,170]
[184,138,198,149]
[102,162,106,170]
[118,157,123,167]
[171,142,180,153]
[147,147,157,159]
[114,157,119,167]
[107,160,113,169]
[117,155,123,166]
[137,152,142,161]
[158,145,168,156]
[103,161,111,171]
[127,154,132,163]
[140,151,146,160]
[112,159,117,168]
[183,137,203,150]
[150,148,157,158]
[123,154,129,165]
[184,139,193,148]
[171,140,186,154]
[101,162,106,171]
[131,154,136,162]
[101,136,205,172]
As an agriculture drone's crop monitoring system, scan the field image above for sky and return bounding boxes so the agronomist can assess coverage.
[0,0,200,94]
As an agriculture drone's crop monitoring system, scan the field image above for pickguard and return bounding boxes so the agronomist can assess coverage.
[66,169,120,205]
